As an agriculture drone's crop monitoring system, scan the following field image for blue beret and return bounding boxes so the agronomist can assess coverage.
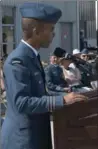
[20,2,62,23]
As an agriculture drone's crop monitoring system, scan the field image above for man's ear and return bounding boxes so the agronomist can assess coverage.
[33,27,43,36]
[33,27,39,35]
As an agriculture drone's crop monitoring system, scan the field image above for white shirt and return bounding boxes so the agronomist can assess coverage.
[69,63,81,80]
[21,39,38,56]
[61,66,81,86]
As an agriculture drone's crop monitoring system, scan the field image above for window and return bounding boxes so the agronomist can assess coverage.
[80,20,96,39]
[79,1,96,40]
[87,20,96,39]
[1,6,15,58]
[2,7,14,24]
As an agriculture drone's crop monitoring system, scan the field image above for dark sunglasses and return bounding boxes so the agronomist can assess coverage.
[82,54,89,57]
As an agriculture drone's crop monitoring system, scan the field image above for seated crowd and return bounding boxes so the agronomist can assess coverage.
[44,47,98,94]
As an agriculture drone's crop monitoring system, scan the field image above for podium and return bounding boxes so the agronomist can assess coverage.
[52,89,98,149]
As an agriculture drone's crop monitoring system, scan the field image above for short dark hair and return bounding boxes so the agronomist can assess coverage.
[22,18,34,39]
[22,18,44,40]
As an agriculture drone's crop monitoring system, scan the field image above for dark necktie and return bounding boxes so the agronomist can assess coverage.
[37,54,45,84]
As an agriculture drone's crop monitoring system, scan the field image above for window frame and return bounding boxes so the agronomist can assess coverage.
[1,6,15,57]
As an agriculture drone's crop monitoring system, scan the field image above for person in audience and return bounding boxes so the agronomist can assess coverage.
[70,48,92,87]
[60,57,82,86]
[60,57,92,92]
[45,47,70,93]
[80,49,94,86]
[72,49,81,58]
[90,57,98,89]
[69,49,82,84]
[80,48,89,61]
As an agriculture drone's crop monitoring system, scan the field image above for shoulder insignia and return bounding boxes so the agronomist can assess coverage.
[11,58,23,65]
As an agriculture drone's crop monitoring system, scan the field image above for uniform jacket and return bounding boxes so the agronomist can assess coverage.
[1,42,64,149]
[45,64,68,92]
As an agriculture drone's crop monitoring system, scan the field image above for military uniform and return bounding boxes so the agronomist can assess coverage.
[1,3,64,149]
[45,47,68,92]
[45,64,68,92]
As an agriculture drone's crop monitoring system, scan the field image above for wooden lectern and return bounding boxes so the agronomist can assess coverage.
[52,89,98,149]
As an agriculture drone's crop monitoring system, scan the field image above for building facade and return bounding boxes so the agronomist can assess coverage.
[79,1,96,47]
[0,0,96,61]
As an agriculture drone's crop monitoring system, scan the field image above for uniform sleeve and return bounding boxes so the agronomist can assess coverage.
[45,67,65,92]
[3,62,64,114]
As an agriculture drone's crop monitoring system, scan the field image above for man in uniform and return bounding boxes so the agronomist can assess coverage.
[1,2,87,149]
[45,47,70,93]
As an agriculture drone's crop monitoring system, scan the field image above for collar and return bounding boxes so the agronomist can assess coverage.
[21,39,38,56]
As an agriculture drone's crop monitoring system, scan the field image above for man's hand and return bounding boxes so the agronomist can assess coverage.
[63,92,88,105]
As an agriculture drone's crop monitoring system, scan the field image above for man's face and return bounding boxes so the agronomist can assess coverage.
[50,56,55,64]
[39,23,55,48]
[50,56,60,64]
[80,54,89,61]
